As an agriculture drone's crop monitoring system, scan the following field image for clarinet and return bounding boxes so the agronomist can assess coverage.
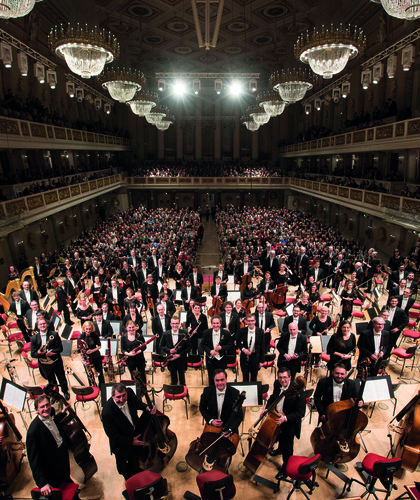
[77,339,97,386]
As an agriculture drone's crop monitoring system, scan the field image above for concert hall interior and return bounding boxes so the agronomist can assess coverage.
[0,0,420,499]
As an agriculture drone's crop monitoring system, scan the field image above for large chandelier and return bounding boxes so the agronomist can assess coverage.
[145,105,166,124]
[241,112,260,132]
[295,24,366,79]
[270,68,317,103]
[257,91,287,117]
[380,0,420,19]
[49,23,120,79]
[128,90,158,117]
[98,67,145,102]
[0,0,35,18]
[249,105,270,125]
[156,116,173,131]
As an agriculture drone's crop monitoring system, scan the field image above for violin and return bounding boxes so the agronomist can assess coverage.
[113,303,122,318]
[310,359,369,465]
[132,371,177,472]
[0,400,25,489]
[208,297,223,318]
[44,384,97,482]
[186,392,245,473]
[244,377,306,474]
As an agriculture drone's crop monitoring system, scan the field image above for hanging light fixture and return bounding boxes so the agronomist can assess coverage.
[270,68,317,103]
[98,67,145,102]
[156,116,173,131]
[49,23,119,79]
[0,0,35,19]
[380,0,420,19]
[145,105,166,124]
[241,111,260,132]
[249,105,270,125]
[128,90,158,117]
[295,24,366,79]
[256,91,286,117]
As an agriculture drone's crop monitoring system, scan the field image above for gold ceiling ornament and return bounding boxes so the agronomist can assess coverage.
[256,90,287,117]
[295,23,366,79]
[49,23,120,79]
[127,89,158,117]
[98,67,145,103]
[270,68,318,103]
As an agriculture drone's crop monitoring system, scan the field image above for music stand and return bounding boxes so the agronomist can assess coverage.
[362,375,396,417]
[0,378,27,428]
[109,320,122,336]
[51,312,61,330]
[100,339,119,356]
[42,296,50,310]
[356,321,369,335]
[179,311,187,325]
[61,339,73,357]
[60,324,72,340]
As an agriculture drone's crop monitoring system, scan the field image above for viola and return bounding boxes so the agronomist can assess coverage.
[44,384,97,482]
[0,400,25,490]
[132,371,177,472]
[310,359,369,465]
[186,392,245,473]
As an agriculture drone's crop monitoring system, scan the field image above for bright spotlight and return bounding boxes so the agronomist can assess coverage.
[173,79,187,96]
[229,80,243,96]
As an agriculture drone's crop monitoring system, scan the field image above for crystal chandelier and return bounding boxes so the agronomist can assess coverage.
[98,67,145,103]
[49,23,120,79]
[270,68,317,103]
[249,105,270,125]
[380,0,420,19]
[295,24,366,79]
[256,91,287,117]
[128,90,158,117]
[145,105,166,124]
[156,117,173,131]
[0,0,35,18]
[241,112,260,132]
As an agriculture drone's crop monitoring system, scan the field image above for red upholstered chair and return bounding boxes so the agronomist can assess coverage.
[226,354,238,382]
[72,386,101,415]
[273,309,287,318]
[162,384,189,419]
[350,310,365,324]
[124,471,168,500]
[286,298,296,305]
[319,295,332,303]
[347,453,402,500]
[261,353,276,376]
[2,325,24,356]
[151,353,167,384]
[22,351,39,384]
[398,329,420,346]
[391,345,417,380]
[187,354,204,384]
[412,303,420,310]
[278,454,321,500]
[31,482,79,500]
[196,470,236,500]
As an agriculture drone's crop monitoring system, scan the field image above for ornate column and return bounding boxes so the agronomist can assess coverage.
[233,116,240,160]
[215,101,221,161]
[158,130,164,160]
[196,99,202,160]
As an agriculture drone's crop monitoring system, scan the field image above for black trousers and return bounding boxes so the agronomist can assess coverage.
[274,423,297,469]
[168,358,186,385]
[39,356,69,393]
[240,352,259,382]
[206,356,227,385]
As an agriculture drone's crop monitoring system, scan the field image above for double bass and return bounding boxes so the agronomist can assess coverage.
[44,384,97,482]
[310,360,369,465]
[186,391,245,473]
[132,370,177,472]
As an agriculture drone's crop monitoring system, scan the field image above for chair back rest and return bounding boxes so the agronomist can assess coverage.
[130,476,167,500]
[73,386,94,396]
[21,351,30,366]
[372,458,402,477]
[162,384,185,396]
[406,345,417,355]
[264,353,276,363]
[225,354,237,364]
[187,354,202,364]
[202,474,235,500]
[152,353,167,363]
[298,454,321,476]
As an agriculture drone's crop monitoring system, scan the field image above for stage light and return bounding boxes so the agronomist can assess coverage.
[17,52,28,76]
[46,69,57,89]
[193,79,200,94]
[173,79,187,96]
[66,81,75,97]
[215,79,222,94]
[34,62,45,83]
[229,80,243,96]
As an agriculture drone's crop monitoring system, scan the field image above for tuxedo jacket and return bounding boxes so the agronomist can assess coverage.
[235,262,254,279]
[9,300,29,318]
[147,255,159,270]
[136,267,151,287]
[389,307,409,331]
[201,328,233,359]
[25,309,39,329]
[188,272,204,287]
[55,286,68,310]
[153,265,169,283]
[102,388,148,455]
[263,256,280,277]
[396,295,415,313]
[181,286,199,303]
[94,319,113,338]
[64,277,77,299]
[307,267,325,283]
[30,330,63,360]
[295,254,310,274]
[254,311,275,332]
[238,327,265,363]
[282,316,308,335]
[210,284,228,301]
[199,384,243,433]
[161,300,176,317]
[19,289,39,305]
[276,332,308,366]
[151,314,171,338]
[219,311,240,337]
[358,328,391,360]
[106,287,124,308]
[314,377,359,418]
[159,329,190,358]
[266,380,306,438]
[257,278,276,293]
[102,311,115,321]
[213,270,228,283]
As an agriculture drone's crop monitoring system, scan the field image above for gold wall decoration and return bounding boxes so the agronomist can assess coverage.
[0,118,20,135]
[27,195,44,210]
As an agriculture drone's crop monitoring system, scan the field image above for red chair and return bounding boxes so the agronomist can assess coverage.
[151,353,167,384]
[1,325,24,356]
[187,354,204,384]
[226,354,238,382]
[162,384,189,419]
[196,470,236,500]
[412,303,420,310]
[391,345,417,380]
[278,454,321,500]
[350,310,365,324]
[319,295,332,303]
[22,351,39,383]
[286,298,296,305]
[124,471,167,500]
[72,386,101,415]
[347,453,402,500]
[261,353,276,376]
[31,482,79,500]
[398,329,420,346]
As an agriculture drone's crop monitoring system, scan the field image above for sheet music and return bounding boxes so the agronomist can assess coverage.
[3,382,26,412]
[361,376,393,403]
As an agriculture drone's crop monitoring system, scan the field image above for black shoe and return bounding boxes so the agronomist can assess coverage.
[63,392,70,401]
[269,447,281,457]
[275,470,286,481]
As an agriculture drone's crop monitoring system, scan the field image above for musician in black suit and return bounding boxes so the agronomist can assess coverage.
[199,369,243,434]
[388,296,409,348]
[127,249,140,271]
[159,315,190,385]
[159,292,176,318]
[188,265,204,293]
[19,281,39,306]
[201,316,233,384]
[263,250,280,281]
[406,271,418,296]
[295,247,310,286]
[266,367,306,477]
[63,270,78,314]
[34,257,47,296]
[219,301,240,351]
[9,292,30,341]
[181,279,199,310]
[102,383,155,480]
[151,303,171,352]
[30,317,70,400]
[147,249,160,270]
[358,316,390,376]
[106,279,124,312]
[213,264,228,284]
[257,271,276,294]
[101,302,115,322]
[27,396,73,497]
[276,323,308,379]
[388,264,407,291]
[238,314,265,382]
[307,261,325,285]
[136,261,151,290]
[396,288,415,314]
[55,279,73,326]
[282,306,308,335]
[141,275,159,316]
[25,300,41,332]
[255,302,276,353]
[331,253,347,290]
[153,258,168,284]
[314,363,360,422]
[210,276,228,302]
[235,255,254,283]
[92,309,114,338]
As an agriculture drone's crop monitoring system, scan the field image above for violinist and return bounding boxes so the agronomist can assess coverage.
[120,261,137,293]
[295,246,310,288]
[307,260,324,286]
[92,309,113,339]
[55,279,74,326]
[296,291,312,319]
[181,279,199,310]
[27,396,78,498]
[199,369,243,435]
[213,263,228,284]
[159,316,190,385]
[265,368,306,479]
[235,254,254,283]
[314,363,361,423]
[106,279,124,315]
[242,280,257,302]
[326,320,356,372]
[238,314,265,382]
[159,291,176,318]
[90,275,104,306]
[309,306,332,337]
[358,317,390,376]
[340,280,355,320]
[234,299,246,322]
[211,276,228,303]
[76,293,94,326]
[102,382,155,480]
[185,301,208,354]
[121,320,147,382]
[308,284,320,306]
[141,275,159,317]
[277,263,289,287]
[255,302,275,353]
[137,261,151,291]
[153,258,168,284]
[78,321,105,386]
[322,246,336,287]
[201,316,233,383]
[331,253,346,290]
[257,271,276,295]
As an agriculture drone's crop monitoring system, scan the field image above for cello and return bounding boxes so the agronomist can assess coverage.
[0,400,25,491]
[271,284,287,309]
[208,297,223,318]
[44,384,97,482]
[132,370,177,472]
[310,360,369,465]
[186,391,245,473]
[244,376,306,474]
